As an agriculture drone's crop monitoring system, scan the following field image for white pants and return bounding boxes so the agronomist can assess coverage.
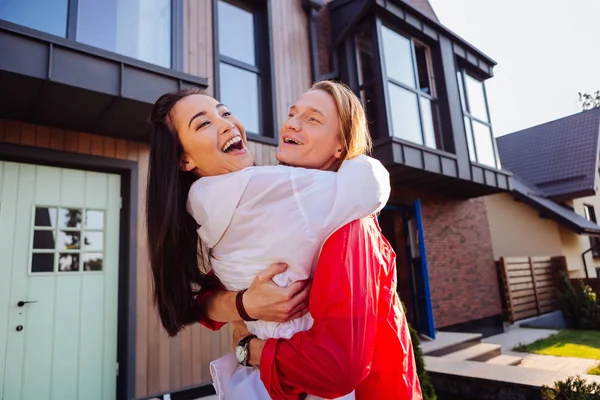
[210,352,355,400]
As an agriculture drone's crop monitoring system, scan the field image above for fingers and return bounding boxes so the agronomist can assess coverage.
[288,307,309,322]
[257,262,288,281]
[285,279,308,298]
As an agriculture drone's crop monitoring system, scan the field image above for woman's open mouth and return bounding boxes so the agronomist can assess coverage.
[221,136,245,153]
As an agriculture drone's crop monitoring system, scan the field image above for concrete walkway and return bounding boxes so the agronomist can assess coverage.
[482,325,599,376]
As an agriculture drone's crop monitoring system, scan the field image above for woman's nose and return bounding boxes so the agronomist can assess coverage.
[219,121,235,135]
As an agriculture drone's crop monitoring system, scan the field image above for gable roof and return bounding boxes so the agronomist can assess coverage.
[496,108,600,199]
[511,175,600,235]
[400,0,439,22]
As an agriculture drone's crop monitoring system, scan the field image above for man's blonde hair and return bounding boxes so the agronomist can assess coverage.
[309,80,373,171]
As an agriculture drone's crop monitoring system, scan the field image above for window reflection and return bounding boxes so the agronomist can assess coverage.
[59,208,82,229]
[33,230,56,250]
[59,253,80,272]
[218,0,255,65]
[381,26,416,88]
[77,0,172,67]
[0,0,68,37]
[473,121,496,167]
[388,84,423,145]
[83,253,103,271]
[465,74,489,122]
[220,63,260,134]
[85,210,104,230]
[58,231,81,250]
[34,207,58,227]
[32,253,54,273]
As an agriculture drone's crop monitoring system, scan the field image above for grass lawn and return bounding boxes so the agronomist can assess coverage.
[513,329,600,375]
[513,329,600,359]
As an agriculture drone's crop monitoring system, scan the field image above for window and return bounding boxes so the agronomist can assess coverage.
[215,0,275,139]
[583,204,600,257]
[380,25,442,149]
[0,0,178,68]
[31,207,105,273]
[356,20,380,139]
[457,69,498,167]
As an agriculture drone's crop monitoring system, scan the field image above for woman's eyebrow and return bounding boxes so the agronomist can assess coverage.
[188,111,207,127]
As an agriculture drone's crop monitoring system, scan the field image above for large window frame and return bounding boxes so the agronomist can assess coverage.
[377,21,444,151]
[213,0,277,144]
[457,68,498,168]
[0,0,183,70]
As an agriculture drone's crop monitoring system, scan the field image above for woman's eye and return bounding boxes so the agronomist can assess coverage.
[198,121,210,129]
[222,111,232,117]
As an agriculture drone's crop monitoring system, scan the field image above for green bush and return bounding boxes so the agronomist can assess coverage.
[556,274,600,330]
[541,376,600,399]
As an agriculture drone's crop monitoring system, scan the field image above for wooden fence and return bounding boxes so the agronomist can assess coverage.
[498,256,568,323]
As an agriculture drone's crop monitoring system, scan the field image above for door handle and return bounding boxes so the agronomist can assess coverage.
[17,301,38,307]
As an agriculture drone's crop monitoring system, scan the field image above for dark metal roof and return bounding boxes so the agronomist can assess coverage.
[511,175,600,235]
[497,108,600,200]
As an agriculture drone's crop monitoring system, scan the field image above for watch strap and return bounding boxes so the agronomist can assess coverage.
[236,289,258,322]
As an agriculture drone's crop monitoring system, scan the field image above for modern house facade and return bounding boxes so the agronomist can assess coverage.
[486,108,600,279]
[0,0,510,398]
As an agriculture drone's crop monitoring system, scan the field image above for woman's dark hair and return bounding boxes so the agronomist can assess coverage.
[147,87,212,336]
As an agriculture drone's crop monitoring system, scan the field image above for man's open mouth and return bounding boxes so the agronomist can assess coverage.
[284,137,302,145]
[222,136,244,152]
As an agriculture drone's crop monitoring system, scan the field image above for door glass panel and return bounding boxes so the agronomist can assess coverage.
[85,210,104,230]
[0,0,68,37]
[59,208,82,229]
[33,230,56,250]
[217,0,255,65]
[84,232,103,251]
[381,25,415,88]
[414,43,432,95]
[83,253,103,271]
[58,231,81,250]
[58,253,80,272]
[219,63,260,133]
[31,253,55,273]
[388,83,423,145]
[34,207,58,227]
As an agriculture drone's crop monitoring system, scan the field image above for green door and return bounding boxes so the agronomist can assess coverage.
[0,161,121,400]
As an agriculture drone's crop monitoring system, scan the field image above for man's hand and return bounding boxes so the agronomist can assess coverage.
[243,263,310,322]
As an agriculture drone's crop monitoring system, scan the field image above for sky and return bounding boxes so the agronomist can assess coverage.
[428,0,600,136]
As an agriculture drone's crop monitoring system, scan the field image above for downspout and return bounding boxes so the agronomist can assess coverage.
[302,0,340,82]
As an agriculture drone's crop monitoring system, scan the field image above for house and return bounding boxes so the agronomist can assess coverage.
[486,107,600,279]
[0,0,510,398]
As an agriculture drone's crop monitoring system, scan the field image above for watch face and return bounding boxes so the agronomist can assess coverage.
[235,345,247,364]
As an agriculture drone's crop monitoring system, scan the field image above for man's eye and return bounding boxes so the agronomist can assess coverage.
[308,117,319,123]
[288,113,295,118]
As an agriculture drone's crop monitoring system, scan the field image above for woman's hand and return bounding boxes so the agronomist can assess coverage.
[243,263,310,323]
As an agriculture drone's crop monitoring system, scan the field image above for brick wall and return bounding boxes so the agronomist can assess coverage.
[391,185,503,328]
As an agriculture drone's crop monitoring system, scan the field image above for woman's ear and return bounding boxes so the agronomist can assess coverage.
[179,155,195,172]
[333,143,343,159]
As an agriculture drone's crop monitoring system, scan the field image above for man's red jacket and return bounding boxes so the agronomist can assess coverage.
[197,216,423,399]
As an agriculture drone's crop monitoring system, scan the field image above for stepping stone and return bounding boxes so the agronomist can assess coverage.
[442,343,502,362]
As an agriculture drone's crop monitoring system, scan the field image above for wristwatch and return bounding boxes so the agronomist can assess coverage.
[235,334,258,367]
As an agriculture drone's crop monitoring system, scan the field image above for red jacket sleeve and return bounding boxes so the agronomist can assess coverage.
[260,219,380,399]
[195,271,227,331]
